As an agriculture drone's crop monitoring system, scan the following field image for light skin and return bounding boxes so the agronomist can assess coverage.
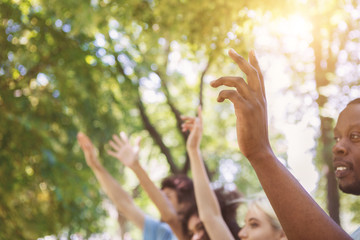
[210,49,352,240]
[77,132,145,229]
[187,214,209,240]
[107,132,187,240]
[238,207,286,240]
[181,107,234,240]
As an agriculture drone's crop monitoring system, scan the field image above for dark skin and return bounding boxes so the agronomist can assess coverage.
[333,103,360,195]
[211,49,352,240]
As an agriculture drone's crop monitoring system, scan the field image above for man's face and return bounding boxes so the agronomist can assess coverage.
[333,103,360,195]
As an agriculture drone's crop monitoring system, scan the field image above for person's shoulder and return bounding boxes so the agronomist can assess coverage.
[351,226,360,240]
[143,215,175,240]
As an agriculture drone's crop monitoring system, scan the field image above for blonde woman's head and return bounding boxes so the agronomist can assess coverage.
[238,198,287,240]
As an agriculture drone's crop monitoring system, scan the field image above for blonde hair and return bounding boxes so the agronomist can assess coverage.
[247,197,283,231]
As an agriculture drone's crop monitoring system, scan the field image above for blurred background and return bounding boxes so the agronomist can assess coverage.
[1,0,360,239]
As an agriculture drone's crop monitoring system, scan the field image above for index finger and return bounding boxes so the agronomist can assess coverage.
[228,49,260,92]
[249,50,265,99]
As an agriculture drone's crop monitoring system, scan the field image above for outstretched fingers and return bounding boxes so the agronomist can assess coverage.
[228,49,261,94]
[112,133,124,148]
[210,76,250,99]
[108,139,121,152]
[120,131,128,142]
[181,113,197,132]
[249,50,265,99]
[106,148,118,158]
[77,132,93,151]
[216,89,244,105]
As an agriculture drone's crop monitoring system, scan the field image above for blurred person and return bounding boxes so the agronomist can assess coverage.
[107,132,196,240]
[238,198,287,240]
[182,188,242,240]
[181,107,241,240]
[78,132,195,240]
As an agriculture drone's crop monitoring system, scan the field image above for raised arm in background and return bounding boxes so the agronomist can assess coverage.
[107,132,186,240]
[181,107,235,240]
[210,49,351,240]
[77,132,145,229]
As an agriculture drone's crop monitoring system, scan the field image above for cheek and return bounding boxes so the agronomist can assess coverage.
[354,156,360,177]
[251,227,278,240]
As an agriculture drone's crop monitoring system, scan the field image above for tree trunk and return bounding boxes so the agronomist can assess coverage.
[312,18,341,225]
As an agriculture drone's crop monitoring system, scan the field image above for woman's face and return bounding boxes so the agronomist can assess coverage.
[162,187,180,211]
[187,214,209,240]
[238,207,285,240]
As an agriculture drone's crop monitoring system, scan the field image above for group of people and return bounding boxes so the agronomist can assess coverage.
[78,48,360,240]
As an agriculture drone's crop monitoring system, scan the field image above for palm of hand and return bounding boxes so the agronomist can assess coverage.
[77,132,101,169]
[84,146,101,168]
[234,100,269,159]
[113,144,139,167]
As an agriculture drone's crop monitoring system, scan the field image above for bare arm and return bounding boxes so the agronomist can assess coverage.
[107,133,186,240]
[77,132,145,229]
[182,107,235,240]
[210,49,351,240]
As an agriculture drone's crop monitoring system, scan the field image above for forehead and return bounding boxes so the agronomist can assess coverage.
[246,205,268,221]
[335,104,360,132]
[162,187,177,195]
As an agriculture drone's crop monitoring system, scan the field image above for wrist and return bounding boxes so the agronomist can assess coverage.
[246,146,275,163]
[187,143,200,151]
[91,163,105,172]
[129,160,142,172]
[187,146,200,154]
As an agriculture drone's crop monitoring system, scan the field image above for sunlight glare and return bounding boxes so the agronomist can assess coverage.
[274,14,313,53]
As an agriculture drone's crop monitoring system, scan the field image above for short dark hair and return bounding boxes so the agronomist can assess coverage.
[161,175,195,204]
[182,187,242,240]
[347,98,360,106]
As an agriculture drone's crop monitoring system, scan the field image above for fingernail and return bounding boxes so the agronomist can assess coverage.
[229,48,236,55]
[251,49,257,58]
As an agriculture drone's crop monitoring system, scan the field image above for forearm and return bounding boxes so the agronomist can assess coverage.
[131,162,177,221]
[188,147,234,240]
[249,151,351,240]
[130,162,185,239]
[188,148,221,217]
[91,165,145,229]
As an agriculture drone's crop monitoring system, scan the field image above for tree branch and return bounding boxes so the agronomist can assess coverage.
[137,98,179,173]
[113,53,180,173]
[199,54,213,108]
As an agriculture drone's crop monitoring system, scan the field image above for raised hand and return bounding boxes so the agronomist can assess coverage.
[77,132,102,169]
[181,106,203,150]
[210,49,272,160]
[107,132,141,168]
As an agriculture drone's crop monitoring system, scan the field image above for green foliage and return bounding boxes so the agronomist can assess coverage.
[3,0,360,238]
[0,0,269,238]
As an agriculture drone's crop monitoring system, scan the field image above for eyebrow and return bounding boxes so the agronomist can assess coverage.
[334,122,360,134]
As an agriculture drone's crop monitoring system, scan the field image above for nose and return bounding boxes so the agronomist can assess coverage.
[238,227,247,238]
[332,139,348,156]
[192,233,201,240]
